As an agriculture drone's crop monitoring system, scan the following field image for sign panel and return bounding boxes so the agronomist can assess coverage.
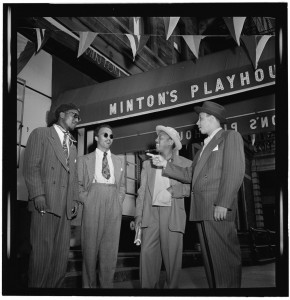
[79,59,275,126]
[110,109,275,154]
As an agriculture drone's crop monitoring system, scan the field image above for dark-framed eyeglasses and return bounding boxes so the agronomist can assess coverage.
[66,111,81,121]
[103,133,114,139]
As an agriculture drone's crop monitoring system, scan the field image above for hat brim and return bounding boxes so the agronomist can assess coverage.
[194,106,227,123]
[156,126,182,151]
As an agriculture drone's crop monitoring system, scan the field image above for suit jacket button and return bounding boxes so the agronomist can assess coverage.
[53,181,56,184]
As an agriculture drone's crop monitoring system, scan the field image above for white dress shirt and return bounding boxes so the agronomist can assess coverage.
[93,148,115,184]
[199,127,222,158]
[53,124,70,156]
[152,167,171,206]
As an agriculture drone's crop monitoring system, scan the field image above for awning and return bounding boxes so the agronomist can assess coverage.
[83,94,275,154]
[53,38,275,127]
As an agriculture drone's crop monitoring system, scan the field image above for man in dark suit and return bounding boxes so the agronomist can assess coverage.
[23,103,81,288]
[152,101,245,288]
[78,125,126,288]
[135,126,192,288]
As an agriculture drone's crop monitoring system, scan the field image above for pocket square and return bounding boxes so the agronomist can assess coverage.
[121,168,123,171]
[213,145,219,151]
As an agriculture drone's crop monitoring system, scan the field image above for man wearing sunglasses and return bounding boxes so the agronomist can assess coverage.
[78,124,126,288]
[23,103,81,287]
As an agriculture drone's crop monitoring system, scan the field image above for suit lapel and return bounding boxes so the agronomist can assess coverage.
[148,161,157,197]
[48,126,69,171]
[111,154,121,184]
[192,129,224,186]
[69,144,76,170]
[192,148,202,167]
[85,152,96,182]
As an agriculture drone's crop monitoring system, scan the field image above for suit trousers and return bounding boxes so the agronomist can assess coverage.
[81,183,122,288]
[197,220,242,288]
[28,208,71,288]
[140,206,183,288]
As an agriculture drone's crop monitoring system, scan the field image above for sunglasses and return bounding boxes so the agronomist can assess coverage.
[66,111,81,121]
[103,133,114,139]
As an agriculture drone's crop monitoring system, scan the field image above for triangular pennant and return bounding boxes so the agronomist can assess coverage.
[241,35,272,69]
[223,17,246,46]
[126,34,149,61]
[126,34,139,61]
[35,29,51,54]
[136,35,150,55]
[255,35,272,68]
[77,32,98,58]
[163,17,180,40]
[182,35,205,59]
[133,17,140,35]
[35,28,46,52]
[240,35,257,69]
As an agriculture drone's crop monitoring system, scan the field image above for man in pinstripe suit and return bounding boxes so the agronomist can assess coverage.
[23,103,81,288]
[152,101,245,288]
[78,125,126,288]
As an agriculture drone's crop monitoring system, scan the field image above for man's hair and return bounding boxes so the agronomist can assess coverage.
[54,103,80,121]
[94,124,112,137]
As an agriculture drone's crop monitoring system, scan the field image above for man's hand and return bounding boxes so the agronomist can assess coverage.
[214,206,228,221]
[167,186,173,195]
[33,195,47,215]
[71,202,80,218]
[134,216,142,229]
[147,154,167,168]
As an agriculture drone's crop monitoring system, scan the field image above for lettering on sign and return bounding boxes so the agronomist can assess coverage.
[109,90,178,116]
[107,61,275,120]
[190,66,275,99]
[175,111,275,145]
[85,48,124,78]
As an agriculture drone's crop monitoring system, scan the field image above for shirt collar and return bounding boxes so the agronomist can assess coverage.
[209,127,222,139]
[95,147,111,157]
[54,124,68,134]
[204,127,222,146]
[53,124,64,136]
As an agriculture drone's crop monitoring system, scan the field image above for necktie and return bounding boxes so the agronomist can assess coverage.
[63,132,69,167]
[102,152,111,179]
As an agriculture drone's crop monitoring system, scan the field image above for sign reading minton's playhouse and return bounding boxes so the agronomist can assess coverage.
[108,60,275,119]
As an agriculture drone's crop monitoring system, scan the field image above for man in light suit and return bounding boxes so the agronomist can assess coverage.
[152,101,245,288]
[78,124,126,288]
[135,126,192,288]
[23,103,81,288]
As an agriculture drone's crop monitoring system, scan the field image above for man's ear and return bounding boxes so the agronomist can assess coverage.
[59,112,65,119]
[95,136,98,143]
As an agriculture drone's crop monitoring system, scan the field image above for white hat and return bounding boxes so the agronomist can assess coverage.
[156,125,182,151]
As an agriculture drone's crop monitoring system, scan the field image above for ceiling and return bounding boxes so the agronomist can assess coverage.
[17,16,275,83]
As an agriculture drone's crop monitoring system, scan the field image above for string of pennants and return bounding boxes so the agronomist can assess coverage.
[31,17,275,70]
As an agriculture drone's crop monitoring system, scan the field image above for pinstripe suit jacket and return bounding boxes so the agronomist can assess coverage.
[135,154,192,233]
[163,130,245,222]
[23,126,79,219]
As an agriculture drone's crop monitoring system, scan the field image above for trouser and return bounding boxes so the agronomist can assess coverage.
[140,206,183,289]
[196,220,242,288]
[81,183,122,288]
[28,208,71,288]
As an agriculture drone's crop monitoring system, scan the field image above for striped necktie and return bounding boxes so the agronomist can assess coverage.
[63,132,69,167]
[102,152,111,179]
